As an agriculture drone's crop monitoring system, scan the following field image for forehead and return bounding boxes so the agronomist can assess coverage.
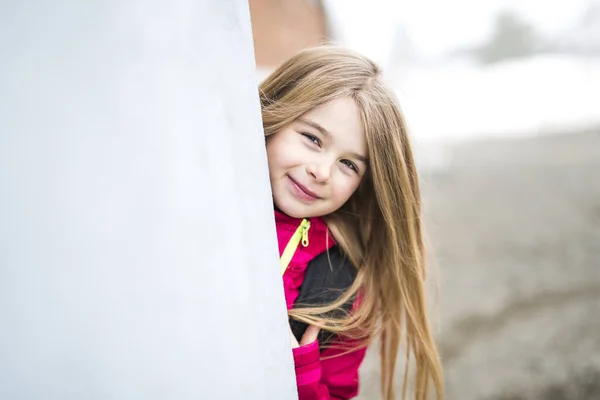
[303,97,360,127]
[300,97,366,152]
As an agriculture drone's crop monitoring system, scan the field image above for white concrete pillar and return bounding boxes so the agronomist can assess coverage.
[0,1,296,398]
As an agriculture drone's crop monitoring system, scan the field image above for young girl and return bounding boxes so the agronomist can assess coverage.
[260,45,443,400]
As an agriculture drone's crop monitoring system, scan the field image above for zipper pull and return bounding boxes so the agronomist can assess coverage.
[301,219,310,247]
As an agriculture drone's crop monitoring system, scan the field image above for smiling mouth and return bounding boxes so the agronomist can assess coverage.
[288,176,321,202]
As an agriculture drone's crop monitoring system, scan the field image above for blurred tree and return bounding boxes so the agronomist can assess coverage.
[473,10,540,64]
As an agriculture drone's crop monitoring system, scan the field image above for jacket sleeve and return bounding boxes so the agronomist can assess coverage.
[292,338,367,400]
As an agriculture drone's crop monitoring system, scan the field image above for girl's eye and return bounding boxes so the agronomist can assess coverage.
[340,159,358,173]
[301,133,321,147]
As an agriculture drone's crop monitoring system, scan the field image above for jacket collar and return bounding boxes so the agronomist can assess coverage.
[274,209,330,235]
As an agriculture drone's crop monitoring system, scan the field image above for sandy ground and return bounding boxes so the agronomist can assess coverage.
[356,130,600,399]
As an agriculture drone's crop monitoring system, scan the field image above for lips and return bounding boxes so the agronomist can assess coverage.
[288,176,321,202]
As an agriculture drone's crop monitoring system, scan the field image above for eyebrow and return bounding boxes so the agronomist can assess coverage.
[298,117,330,137]
[298,117,367,163]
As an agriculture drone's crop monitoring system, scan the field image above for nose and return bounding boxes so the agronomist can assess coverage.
[306,161,332,183]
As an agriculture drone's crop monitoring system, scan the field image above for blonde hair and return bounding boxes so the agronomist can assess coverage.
[260,45,443,400]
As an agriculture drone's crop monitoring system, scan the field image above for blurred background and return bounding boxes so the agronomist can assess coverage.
[248,0,600,398]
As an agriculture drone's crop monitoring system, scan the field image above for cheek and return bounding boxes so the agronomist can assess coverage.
[265,136,277,159]
[266,137,286,171]
[267,131,295,158]
[332,175,361,202]
[267,134,306,172]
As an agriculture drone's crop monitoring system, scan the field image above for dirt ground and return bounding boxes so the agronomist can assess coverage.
[356,130,600,399]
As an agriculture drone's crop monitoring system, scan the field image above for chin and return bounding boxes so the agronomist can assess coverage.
[274,198,320,219]
[277,204,310,219]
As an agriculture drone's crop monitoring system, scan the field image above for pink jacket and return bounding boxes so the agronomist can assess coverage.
[275,210,367,400]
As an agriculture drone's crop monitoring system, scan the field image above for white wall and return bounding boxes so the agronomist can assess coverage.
[0,1,297,399]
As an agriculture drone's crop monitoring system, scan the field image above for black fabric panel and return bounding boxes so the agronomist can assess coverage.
[289,245,357,349]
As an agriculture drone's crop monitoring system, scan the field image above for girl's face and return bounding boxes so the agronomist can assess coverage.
[266,97,367,219]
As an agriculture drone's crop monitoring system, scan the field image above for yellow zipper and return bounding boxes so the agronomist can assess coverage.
[301,220,310,247]
[280,218,310,275]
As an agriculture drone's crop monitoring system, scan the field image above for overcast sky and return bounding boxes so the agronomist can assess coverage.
[326,0,596,64]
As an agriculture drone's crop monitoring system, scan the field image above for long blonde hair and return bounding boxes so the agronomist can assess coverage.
[260,45,443,400]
